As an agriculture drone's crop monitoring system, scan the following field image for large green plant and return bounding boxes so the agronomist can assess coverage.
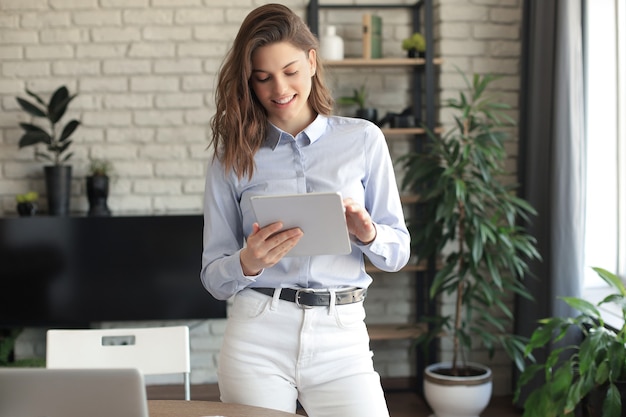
[515,267,626,417]
[16,85,80,166]
[398,72,541,375]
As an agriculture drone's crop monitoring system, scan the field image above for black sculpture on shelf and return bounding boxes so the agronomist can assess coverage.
[86,175,111,217]
[86,158,113,217]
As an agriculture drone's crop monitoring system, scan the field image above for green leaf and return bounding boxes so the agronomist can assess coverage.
[48,86,76,124]
[561,296,602,320]
[59,120,80,141]
[603,383,621,417]
[25,88,46,106]
[18,131,51,147]
[19,122,47,134]
[16,97,46,118]
[592,267,626,296]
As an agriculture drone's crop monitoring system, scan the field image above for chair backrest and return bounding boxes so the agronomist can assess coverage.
[46,325,191,400]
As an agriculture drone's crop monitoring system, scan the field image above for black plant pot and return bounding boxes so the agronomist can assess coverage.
[16,202,37,216]
[355,108,378,124]
[86,175,111,217]
[44,165,72,216]
[407,49,425,58]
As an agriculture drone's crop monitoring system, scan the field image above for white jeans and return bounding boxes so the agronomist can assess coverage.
[217,288,390,417]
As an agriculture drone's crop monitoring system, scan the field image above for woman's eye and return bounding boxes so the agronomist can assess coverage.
[286,71,298,76]
[256,76,270,83]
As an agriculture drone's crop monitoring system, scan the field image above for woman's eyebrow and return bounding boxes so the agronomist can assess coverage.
[252,59,299,74]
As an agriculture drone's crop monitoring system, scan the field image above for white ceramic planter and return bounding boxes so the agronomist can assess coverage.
[423,362,493,417]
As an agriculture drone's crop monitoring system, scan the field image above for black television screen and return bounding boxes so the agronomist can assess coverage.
[0,215,226,327]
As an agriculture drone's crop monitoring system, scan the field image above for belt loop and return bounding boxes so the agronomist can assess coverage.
[270,288,282,311]
[328,289,337,315]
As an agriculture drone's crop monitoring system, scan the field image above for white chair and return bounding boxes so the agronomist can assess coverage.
[46,325,191,400]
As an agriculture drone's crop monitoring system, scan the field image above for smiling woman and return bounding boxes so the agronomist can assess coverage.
[201,3,410,417]
[249,42,317,136]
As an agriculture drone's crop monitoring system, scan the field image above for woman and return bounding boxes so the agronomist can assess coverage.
[201,4,410,417]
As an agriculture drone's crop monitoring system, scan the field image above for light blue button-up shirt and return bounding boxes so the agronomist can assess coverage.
[201,114,410,300]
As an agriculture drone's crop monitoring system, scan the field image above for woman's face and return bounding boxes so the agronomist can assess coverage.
[250,41,316,135]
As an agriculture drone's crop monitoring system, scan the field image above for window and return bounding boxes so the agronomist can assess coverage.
[583,0,625,326]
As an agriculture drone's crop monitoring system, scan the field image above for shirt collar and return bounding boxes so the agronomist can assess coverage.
[264,114,329,150]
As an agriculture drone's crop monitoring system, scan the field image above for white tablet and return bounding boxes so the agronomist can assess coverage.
[250,192,352,257]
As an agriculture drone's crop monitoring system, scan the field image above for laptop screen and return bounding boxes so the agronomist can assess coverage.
[0,368,149,417]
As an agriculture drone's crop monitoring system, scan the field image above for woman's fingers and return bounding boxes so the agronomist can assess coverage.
[241,222,303,275]
[343,198,376,244]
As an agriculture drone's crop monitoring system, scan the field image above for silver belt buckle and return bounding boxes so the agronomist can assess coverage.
[295,288,315,309]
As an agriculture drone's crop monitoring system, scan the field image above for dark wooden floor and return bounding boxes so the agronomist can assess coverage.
[146,380,523,417]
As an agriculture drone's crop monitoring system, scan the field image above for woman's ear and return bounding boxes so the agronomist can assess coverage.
[308,49,317,76]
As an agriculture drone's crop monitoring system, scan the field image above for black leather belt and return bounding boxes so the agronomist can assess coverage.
[252,287,367,308]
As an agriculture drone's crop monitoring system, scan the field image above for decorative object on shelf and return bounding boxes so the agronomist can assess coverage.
[399,72,541,417]
[16,85,80,216]
[362,13,382,59]
[402,32,426,57]
[336,83,378,124]
[377,107,416,128]
[86,157,113,217]
[15,191,39,217]
[319,25,344,61]
[515,266,626,417]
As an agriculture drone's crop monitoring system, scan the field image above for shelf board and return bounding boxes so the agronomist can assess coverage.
[367,323,426,341]
[324,57,443,67]
[400,194,420,205]
[381,126,444,136]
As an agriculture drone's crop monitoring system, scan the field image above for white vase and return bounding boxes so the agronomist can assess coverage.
[423,362,493,417]
[319,25,344,60]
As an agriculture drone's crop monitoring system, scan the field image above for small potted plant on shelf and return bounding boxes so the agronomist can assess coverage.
[86,157,113,217]
[336,83,378,124]
[398,71,541,417]
[515,266,626,417]
[16,85,80,216]
[15,191,39,217]
[401,32,426,58]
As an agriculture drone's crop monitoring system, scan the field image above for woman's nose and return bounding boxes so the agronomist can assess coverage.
[272,76,287,94]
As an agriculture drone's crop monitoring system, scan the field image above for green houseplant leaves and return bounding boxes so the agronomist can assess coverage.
[398,71,541,375]
[16,86,80,166]
[515,267,626,417]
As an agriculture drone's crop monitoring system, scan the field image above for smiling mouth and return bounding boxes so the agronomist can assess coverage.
[273,95,296,105]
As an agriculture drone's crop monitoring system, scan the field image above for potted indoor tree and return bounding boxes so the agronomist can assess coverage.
[16,85,80,216]
[399,72,541,416]
[336,83,378,124]
[86,157,113,217]
[515,266,626,417]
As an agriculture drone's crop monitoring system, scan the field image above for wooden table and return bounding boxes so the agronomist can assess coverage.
[148,400,300,417]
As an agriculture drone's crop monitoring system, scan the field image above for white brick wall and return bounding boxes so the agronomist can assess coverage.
[3,0,523,395]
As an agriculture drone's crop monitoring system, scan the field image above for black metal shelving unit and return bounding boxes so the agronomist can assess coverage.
[306,0,439,395]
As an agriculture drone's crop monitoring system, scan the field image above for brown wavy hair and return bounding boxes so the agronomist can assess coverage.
[209,3,333,180]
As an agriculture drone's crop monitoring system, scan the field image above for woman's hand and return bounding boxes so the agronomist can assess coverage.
[343,198,377,245]
[240,222,303,276]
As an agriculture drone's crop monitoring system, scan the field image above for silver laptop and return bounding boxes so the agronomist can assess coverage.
[0,368,149,417]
